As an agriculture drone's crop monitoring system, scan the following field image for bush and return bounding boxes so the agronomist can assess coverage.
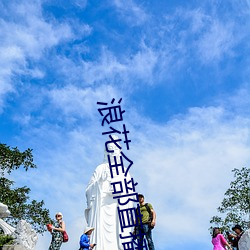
[0,234,14,246]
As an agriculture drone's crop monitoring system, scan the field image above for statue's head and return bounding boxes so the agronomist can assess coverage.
[0,202,10,218]
[103,135,121,163]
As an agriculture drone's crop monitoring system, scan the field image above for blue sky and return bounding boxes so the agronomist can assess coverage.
[1,0,250,249]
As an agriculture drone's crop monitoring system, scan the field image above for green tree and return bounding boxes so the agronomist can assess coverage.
[210,167,250,232]
[0,143,52,233]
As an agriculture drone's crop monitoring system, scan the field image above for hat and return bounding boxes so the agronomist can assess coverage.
[55,212,63,218]
[232,225,243,231]
[84,227,94,234]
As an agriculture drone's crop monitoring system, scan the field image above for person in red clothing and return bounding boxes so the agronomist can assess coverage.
[212,227,232,250]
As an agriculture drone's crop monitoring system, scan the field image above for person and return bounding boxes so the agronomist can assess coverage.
[211,227,232,250]
[79,227,96,250]
[135,194,156,250]
[85,136,134,249]
[226,231,238,249]
[230,225,244,250]
[48,212,66,250]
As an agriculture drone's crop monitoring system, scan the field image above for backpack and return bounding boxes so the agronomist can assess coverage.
[136,203,154,229]
[144,203,154,229]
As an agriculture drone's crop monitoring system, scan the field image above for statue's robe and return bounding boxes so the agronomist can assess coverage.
[85,162,134,250]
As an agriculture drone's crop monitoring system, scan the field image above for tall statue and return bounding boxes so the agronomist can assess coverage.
[85,136,134,249]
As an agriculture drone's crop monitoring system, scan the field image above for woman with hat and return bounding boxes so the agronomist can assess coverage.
[48,212,66,250]
[79,227,96,250]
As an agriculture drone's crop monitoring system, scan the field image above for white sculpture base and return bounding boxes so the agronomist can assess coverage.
[2,245,26,250]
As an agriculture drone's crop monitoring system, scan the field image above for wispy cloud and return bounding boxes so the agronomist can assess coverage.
[80,45,158,86]
[81,48,127,85]
[112,0,148,26]
[73,0,87,9]
[0,1,74,110]
[196,20,235,63]
[48,84,119,119]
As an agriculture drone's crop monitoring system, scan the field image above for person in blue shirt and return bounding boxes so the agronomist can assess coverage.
[79,227,96,250]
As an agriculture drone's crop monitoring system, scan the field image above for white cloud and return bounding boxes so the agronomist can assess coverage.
[81,48,127,85]
[73,0,87,9]
[188,8,210,33]
[159,7,240,67]
[81,45,158,86]
[48,84,120,119]
[127,43,158,84]
[0,1,74,110]
[224,84,250,114]
[196,20,235,63]
[112,0,148,26]
[0,1,73,58]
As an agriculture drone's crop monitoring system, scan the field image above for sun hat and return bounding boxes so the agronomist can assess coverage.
[84,227,95,234]
[55,212,63,218]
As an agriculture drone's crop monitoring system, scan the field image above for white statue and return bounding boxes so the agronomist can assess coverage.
[239,229,250,250]
[0,203,37,250]
[0,202,11,218]
[85,136,135,250]
[13,220,38,250]
[0,202,15,235]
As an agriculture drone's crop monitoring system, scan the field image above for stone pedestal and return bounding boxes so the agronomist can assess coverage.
[2,246,26,250]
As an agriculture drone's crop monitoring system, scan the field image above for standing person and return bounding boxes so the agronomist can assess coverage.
[230,225,244,250]
[212,227,232,250]
[135,194,156,250]
[48,212,66,250]
[226,231,237,249]
[79,227,96,250]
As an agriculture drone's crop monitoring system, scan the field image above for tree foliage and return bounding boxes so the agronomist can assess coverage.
[210,167,250,232]
[0,144,36,175]
[0,143,52,233]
